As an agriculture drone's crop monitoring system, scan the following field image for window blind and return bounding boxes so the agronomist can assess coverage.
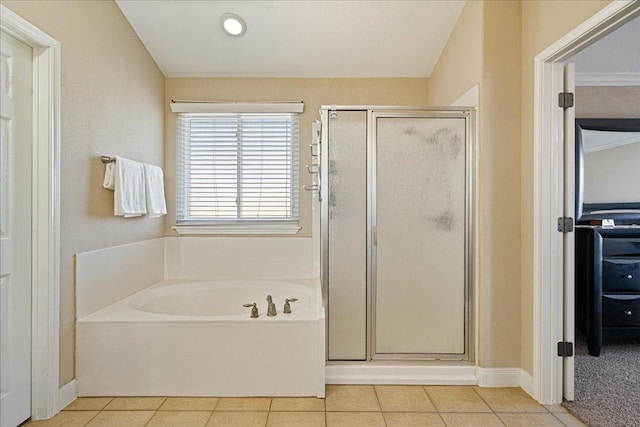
[176,113,299,225]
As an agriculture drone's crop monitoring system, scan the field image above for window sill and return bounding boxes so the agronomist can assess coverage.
[172,224,301,236]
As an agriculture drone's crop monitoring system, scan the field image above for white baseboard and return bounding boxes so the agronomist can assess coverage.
[520,369,534,397]
[58,379,77,411]
[475,367,522,387]
[326,365,477,385]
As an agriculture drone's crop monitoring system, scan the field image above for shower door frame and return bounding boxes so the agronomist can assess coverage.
[321,106,476,363]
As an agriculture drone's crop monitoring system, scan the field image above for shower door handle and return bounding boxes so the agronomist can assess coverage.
[372,226,377,246]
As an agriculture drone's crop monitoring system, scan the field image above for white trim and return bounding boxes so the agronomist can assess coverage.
[475,368,521,388]
[1,5,61,420]
[575,72,640,86]
[520,369,534,398]
[57,380,77,411]
[325,365,477,385]
[170,101,304,113]
[172,224,301,235]
[532,0,640,405]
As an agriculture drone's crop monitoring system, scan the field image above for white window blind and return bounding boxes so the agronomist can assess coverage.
[176,113,299,226]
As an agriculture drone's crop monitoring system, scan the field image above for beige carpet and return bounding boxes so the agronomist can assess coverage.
[563,333,640,427]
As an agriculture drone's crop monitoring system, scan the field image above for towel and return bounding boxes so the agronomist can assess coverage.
[113,156,146,217]
[143,163,167,217]
[102,162,116,190]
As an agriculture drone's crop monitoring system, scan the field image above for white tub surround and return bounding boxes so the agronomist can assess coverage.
[76,238,164,318]
[164,237,314,280]
[75,238,324,398]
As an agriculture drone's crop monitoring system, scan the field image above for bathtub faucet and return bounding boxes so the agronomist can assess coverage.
[243,303,259,318]
[266,295,277,316]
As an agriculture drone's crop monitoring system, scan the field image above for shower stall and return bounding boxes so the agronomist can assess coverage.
[311,106,475,364]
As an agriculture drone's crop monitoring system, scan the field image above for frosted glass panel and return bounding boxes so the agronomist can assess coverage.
[375,117,467,355]
[328,111,367,360]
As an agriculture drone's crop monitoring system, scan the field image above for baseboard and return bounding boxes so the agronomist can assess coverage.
[58,379,77,411]
[326,365,477,385]
[520,369,534,397]
[475,367,522,387]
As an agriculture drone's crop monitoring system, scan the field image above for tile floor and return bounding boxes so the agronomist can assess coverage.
[24,385,586,427]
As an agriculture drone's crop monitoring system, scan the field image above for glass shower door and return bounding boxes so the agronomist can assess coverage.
[373,113,468,357]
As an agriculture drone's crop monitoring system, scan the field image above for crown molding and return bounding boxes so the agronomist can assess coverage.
[575,72,640,86]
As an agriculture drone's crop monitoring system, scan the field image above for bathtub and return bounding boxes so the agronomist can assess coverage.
[76,279,325,397]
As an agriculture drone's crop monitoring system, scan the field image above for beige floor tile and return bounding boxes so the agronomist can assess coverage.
[425,386,492,413]
[159,397,219,411]
[326,412,386,427]
[325,385,380,411]
[374,385,436,412]
[214,397,271,411]
[497,413,564,426]
[440,413,505,427]
[206,411,268,426]
[85,411,155,427]
[64,398,113,411]
[146,411,212,427]
[103,397,166,411]
[270,397,325,411]
[384,412,446,427]
[554,413,587,426]
[473,387,546,413]
[26,411,99,427]
[266,411,325,427]
[544,404,568,414]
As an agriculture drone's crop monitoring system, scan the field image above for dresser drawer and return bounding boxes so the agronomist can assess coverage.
[602,238,640,257]
[602,258,640,292]
[602,295,640,327]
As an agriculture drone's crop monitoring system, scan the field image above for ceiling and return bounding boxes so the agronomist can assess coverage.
[570,15,640,75]
[115,0,465,78]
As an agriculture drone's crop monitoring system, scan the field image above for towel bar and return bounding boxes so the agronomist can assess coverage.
[101,156,115,164]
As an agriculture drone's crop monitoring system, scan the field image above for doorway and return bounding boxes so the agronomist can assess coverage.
[532,0,640,408]
[0,5,62,422]
[0,28,33,427]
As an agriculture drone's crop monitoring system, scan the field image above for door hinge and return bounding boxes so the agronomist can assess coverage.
[558,217,574,233]
[558,92,574,109]
[558,341,574,357]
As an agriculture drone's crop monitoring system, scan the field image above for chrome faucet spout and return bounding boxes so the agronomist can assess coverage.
[266,295,277,316]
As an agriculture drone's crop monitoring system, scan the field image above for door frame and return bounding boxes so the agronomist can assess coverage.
[0,5,62,420]
[532,0,640,404]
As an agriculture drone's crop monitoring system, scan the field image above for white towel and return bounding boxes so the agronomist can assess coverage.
[143,163,167,218]
[102,162,116,190]
[113,156,146,218]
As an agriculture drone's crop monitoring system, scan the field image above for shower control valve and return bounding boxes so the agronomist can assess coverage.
[283,298,298,314]
[243,303,259,318]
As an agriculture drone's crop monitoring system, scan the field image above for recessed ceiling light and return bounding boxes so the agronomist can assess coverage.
[221,13,246,37]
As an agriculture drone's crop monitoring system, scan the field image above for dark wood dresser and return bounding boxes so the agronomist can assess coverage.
[575,227,640,356]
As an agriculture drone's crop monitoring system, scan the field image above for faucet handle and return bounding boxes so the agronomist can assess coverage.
[243,303,259,318]
[283,298,298,314]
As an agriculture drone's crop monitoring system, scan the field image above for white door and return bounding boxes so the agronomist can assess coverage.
[0,31,33,427]
[562,62,576,401]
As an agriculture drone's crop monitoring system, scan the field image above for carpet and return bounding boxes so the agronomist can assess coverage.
[563,333,640,426]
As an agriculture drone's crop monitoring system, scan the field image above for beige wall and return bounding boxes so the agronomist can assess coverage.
[427,1,522,369]
[2,0,166,386]
[520,1,612,374]
[164,78,429,237]
[426,1,483,106]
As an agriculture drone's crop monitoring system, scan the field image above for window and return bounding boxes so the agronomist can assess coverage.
[175,111,300,234]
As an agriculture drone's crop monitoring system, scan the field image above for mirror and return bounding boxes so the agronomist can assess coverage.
[575,118,640,225]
